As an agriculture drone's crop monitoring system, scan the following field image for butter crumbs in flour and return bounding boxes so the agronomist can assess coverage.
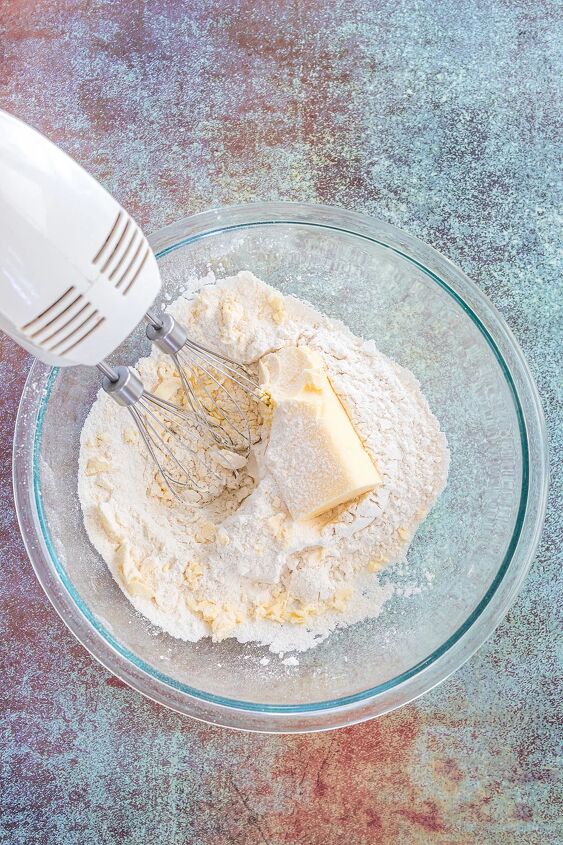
[78,272,449,654]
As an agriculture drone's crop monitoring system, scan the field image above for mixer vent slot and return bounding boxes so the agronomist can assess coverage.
[20,285,105,354]
[116,243,150,294]
[93,211,149,295]
[21,286,78,334]
[92,211,123,265]
[55,315,106,356]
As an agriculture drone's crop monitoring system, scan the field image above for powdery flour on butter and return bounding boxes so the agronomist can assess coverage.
[78,272,449,654]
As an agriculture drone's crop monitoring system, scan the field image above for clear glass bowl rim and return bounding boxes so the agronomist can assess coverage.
[12,202,548,733]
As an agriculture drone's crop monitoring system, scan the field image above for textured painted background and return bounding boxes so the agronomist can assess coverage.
[1,0,561,842]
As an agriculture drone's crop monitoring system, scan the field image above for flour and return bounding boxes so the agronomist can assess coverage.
[78,272,450,654]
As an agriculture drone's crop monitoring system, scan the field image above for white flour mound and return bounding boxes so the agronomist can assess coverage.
[78,272,449,654]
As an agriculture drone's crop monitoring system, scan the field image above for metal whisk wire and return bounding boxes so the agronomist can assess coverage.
[97,361,231,499]
[145,311,261,455]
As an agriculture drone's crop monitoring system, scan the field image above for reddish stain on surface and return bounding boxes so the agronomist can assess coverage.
[396,801,446,834]
[105,676,127,689]
[237,710,452,843]
[431,755,464,793]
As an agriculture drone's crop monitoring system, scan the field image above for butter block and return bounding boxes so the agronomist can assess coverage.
[259,346,381,520]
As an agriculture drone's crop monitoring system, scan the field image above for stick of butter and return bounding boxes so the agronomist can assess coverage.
[259,346,381,521]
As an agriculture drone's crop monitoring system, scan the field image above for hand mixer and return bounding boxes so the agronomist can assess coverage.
[0,109,260,494]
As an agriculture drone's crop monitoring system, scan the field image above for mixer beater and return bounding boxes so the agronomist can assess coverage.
[144,310,262,451]
[97,310,263,498]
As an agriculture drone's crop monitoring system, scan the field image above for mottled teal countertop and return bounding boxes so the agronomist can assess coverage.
[0,1,561,842]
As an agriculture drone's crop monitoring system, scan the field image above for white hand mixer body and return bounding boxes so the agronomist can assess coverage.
[0,109,161,366]
[0,110,259,495]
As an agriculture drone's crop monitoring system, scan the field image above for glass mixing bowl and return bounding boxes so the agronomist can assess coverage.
[13,203,547,732]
